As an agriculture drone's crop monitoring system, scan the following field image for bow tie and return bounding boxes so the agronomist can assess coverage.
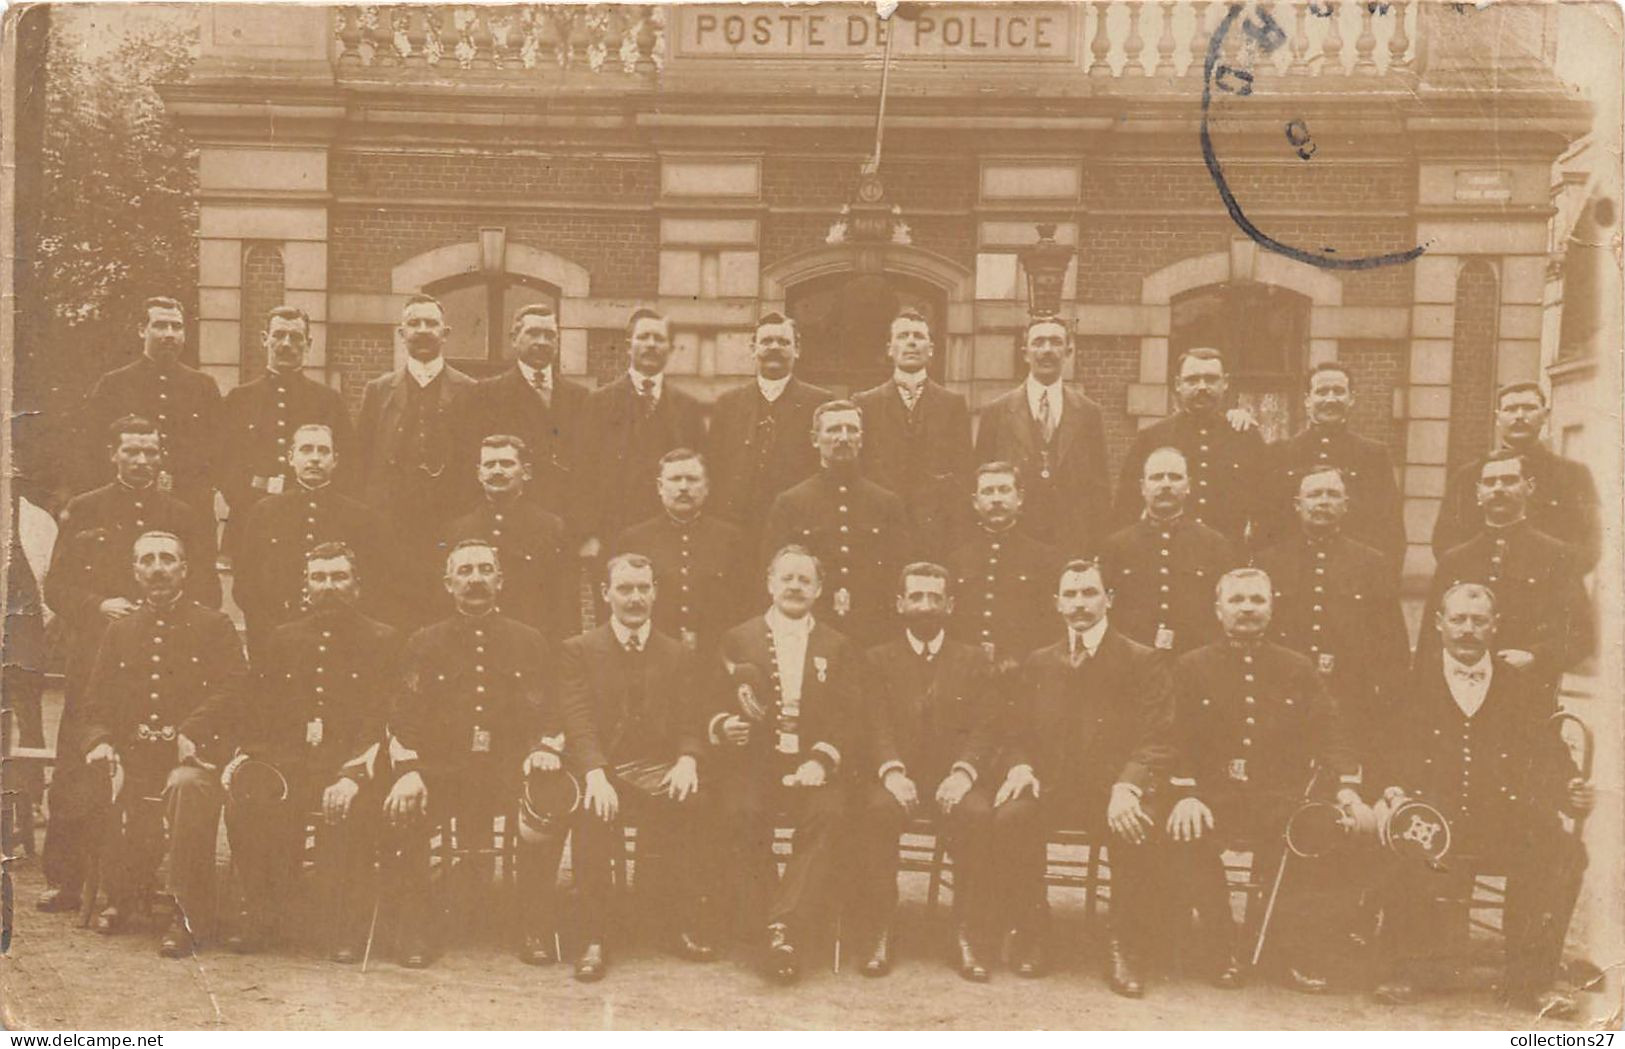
[1450,664,1486,685]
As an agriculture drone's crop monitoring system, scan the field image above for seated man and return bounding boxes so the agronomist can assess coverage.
[560,553,718,981]
[382,540,561,968]
[222,542,399,961]
[80,531,245,957]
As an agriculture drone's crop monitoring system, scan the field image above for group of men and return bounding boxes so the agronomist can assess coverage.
[33,293,1599,1017]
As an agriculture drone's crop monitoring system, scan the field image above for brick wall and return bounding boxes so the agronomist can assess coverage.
[1447,259,1499,468]
[328,323,392,415]
[1340,339,1409,464]
[332,151,658,202]
[239,242,285,380]
[1075,334,1142,479]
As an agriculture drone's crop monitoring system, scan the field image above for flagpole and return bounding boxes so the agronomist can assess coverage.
[864,14,896,176]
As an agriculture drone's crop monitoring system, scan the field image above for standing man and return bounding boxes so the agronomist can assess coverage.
[706,312,830,553]
[218,306,355,550]
[80,297,222,511]
[1099,447,1237,657]
[611,449,745,655]
[559,553,717,982]
[989,559,1175,993]
[1258,363,1405,574]
[709,545,860,982]
[223,542,398,961]
[943,462,1062,666]
[1433,382,1600,569]
[80,531,245,956]
[1115,348,1265,546]
[973,316,1110,555]
[760,401,909,642]
[853,309,973,560]
[851,563,1003,981]
[574,308,707,559]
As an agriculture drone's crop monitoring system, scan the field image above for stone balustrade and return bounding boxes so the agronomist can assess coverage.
[332,4,665,74]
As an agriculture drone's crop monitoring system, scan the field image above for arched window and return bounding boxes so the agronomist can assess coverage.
[1170,281,1311,442]
[423,271,561,379]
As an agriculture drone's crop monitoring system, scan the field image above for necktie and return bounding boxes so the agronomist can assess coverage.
[1038,391,1056,444]
[900,381,920,415]
[1451,664,1485,685]
[530,371,551,408]
[624,634,642,655]
[1069,635,1088,668]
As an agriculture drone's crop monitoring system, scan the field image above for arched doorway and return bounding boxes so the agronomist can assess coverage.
[1170,280,1312,442]
[784,270,948,396]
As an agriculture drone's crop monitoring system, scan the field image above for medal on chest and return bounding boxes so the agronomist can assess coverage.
[832,587,852,617]
[306,717,324,747]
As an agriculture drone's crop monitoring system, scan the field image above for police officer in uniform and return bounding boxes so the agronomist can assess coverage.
[612,448,746,655]
[760,400,909,642]
[223,542,398,961]
[943,461,1061,666]
[1099,447,1237,657]
[382,540,560,968]
[80,531,245,957]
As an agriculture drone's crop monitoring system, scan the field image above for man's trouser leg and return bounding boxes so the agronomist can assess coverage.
[989,791,1047,939]
[721,780,776,935]
[163,765,223,935]
[941,784,997,945]
[771,783,844,936]
[1503,814,1587,1000]
[850,783,906,942]
[1167,834,1235,968]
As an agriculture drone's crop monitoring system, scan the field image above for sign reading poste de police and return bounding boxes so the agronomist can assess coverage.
[676,4,1078,61]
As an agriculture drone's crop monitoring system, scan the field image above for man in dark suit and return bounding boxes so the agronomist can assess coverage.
[1258,363,1405,575]
[944,461,1062,666]
[705,312,830,552]
[451,302,588,523]
[990,559,1175,993]
[574,308,707,559]
[1372,583,1592,1018]
[1115,348,1266,546]
[218,305,355,552]
[559,553,717,981]
[1433,382,1600,570]
[611,448,746,655]
[851,562,1003,981]
[80,531,245,957]
[972,316,1109,556]
[708,545,861,982]
[79,297,222,512]
[222,542,398,960]
[853,309,973,560]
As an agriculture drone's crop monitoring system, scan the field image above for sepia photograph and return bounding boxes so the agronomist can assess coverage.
[0,0,1620,1032]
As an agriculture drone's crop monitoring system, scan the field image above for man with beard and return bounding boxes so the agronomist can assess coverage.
[852,310,973,560]
[574,308,707,561]
[1418,451,1594,701]
[80,531,245,956]
[441,435,567,637]
[943,462,1062,666]
[234,423,395,656]
[1099,447,1237,657]
[1256,363,1405,575]
[80,297,222,511]
[611,449,745,655]
[706,313,830,553]
[222,542,398,960]
[382,540,560,967]
[1115,348,1266,546]
[709,545,860,982]
[760,401,909,642]
[559,554,717,981]
[1255,466,1409,763]
[1433,382,1600,570]
[850,563,1002,981]
[218,306,355,552]
[972,317,1110,555]
[36,416,219,914]
[452,303,588,521]
[990,559,1175,993]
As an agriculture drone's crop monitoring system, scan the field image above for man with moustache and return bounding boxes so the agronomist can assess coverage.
[611,449,745,655]
[851,563,1003,981]
[706,313,830,552]
[760,401,909,642]
[36,416,219,914]
[709,545,861,982]
[80,531,245,956]
[973,316,1110,555]
[80,297,222,510]
[442,435,567,637]
[852,309,973,560]
[218,306,355,550]
[575,308,707,560]
[1257,363,1405,575]
[559,554,717,981]
[1099,447,1238,657]
[382,540,560,967]
[943,462,1062,666]
[234,423,395,656]
[222,542,398,960]
[1433,382,1600,570]
[990,559,1175,993]
[1115,348,1266,546]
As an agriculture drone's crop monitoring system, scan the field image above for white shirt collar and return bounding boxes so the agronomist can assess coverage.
[766,606,813,639]
[907,630,945,657]
[1070,618,1109,657]
[517,359,551,390]
[406,356,445,387]
[757,374,790,403]
[629,368,664,399]
[1025,374,1065,419]
[610,617,652,649]
[894,369,927,393]
[1442,651,1493,717]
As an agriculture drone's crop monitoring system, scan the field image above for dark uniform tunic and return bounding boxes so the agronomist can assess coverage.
[442,498,568,639]
[943,525,1062,664]
[451,366,589,525]
[1433,444,1601,570]
[706,377,830,545]
[218,369,356,541]
[573,374,707,545]
[1115,411,1266,546]
[972,384,1112,556]
[1259,425,1406,574]
[80,355,222,508]
[853,378,974,560]
[612,512,747,655]
[1099,516,1237,656]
